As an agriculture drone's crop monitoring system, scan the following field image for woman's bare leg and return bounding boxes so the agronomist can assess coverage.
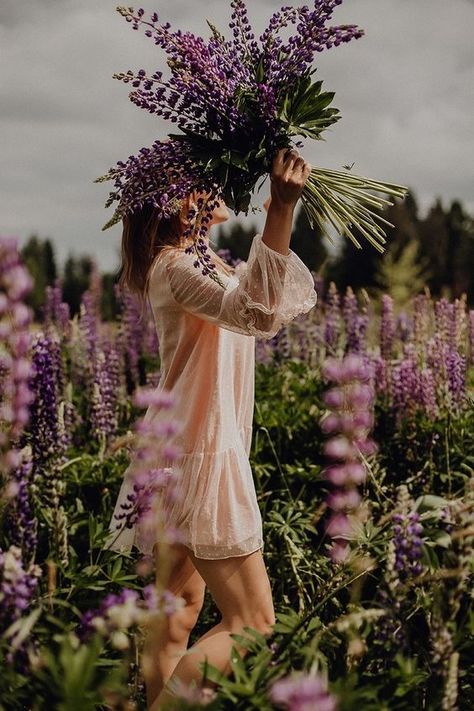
[142,542,206,707]
[150,546,275,710]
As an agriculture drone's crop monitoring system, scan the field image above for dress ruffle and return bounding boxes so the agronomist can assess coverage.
[232,234,318,339]
[105,425,263,559]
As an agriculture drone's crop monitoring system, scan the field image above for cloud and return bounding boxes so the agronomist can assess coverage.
[1,0,473,271]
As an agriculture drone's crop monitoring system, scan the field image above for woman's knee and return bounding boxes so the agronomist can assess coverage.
[188,549,276,637]
[226,606,276,638]
[155,542,206,638]
[180,588,206,631]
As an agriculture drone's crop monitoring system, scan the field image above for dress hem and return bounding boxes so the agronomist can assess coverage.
[107,536,264,561]
[156,540,265,561]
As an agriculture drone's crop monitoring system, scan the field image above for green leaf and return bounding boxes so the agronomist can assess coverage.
[110,557,123,580]
[415,495,450,513]
[5,607,42,652]
[431,531,452,548]
[229,645,247,684]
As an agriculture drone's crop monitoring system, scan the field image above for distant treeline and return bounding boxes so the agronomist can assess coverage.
[20,189,474,322]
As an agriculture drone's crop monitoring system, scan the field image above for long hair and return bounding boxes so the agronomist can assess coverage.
[117,201,234,323]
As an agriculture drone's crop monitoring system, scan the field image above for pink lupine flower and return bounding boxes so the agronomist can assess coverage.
[321,354,376,562]
[269,671,338,711]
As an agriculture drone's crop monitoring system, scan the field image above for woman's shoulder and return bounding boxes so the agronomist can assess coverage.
[150,245,188,274]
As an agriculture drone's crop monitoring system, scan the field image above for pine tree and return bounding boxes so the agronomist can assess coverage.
[21,235,58,319]
[62,254,94,318]
[375,240,430,308]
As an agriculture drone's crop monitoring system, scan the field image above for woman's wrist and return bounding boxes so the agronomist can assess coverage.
[267,198,296,217]
[261,200,295,256]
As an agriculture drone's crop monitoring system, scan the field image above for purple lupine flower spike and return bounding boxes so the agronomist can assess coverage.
[0,545,41,664]
[321,353,376,563]
[6,449,38,563]
[324,282,341,353]
[0,236,35,480]
[380,294,395,360]
[391,485,424,581]
[108,386,186,555]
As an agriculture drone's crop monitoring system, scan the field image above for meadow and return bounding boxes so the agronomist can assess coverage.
[1,235,473,710]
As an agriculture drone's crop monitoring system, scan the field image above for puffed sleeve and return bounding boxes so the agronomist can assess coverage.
[164,233,317,339]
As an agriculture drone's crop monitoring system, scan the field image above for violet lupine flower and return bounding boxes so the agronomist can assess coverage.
[352,312,369,355]
[395,310,412,344]
[268,324,291,362]
[390,345,421,419]
[5,448,38,563]
[97,3,366,279]
[144,307,160,359]
[113,467,175,530]
[90,350,119,443]
[269,671,338,711]
[79,289,99,368]
[342,287,368,354]
[451,297,467,352]
[0,544,41,663]
[295,318,311,363]
[391,485,424,582]
[27,332,63,469]
[101,335,123,403]
[114,283,147,390]
[265,1,362,95]
[371,354,388,398]
[0,236,35,480]
[392,511,423,579]
[342,286,357,347]
[434,298,453,348]
[216,247,243,269]
[42,279,63,324]
[255,338,274,366]
[419,367,438,420]
[110,386,185,553]
[444,346,467,411]
[412,293,432,350]
[312,274,325,299]
[78,584,185,649]
[380,294,395,360]
[42,277,71,339]
[324,282,341,352]
[468,309,474,365]
[321,354,376,563]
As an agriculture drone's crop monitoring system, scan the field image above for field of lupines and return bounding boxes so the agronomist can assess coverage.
[1,234,473,711]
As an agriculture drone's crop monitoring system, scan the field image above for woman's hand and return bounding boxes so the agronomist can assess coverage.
[260,149,311,256]
[269,148,312,210]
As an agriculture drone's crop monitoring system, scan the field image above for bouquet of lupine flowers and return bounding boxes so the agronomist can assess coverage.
[95,1,409,284]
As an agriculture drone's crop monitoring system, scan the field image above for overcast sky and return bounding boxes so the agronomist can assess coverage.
[1,0,473,272]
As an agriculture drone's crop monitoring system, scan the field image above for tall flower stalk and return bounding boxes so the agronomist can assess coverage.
[321,354,376,563]
[107,387,184,561]
[0,236,35,484]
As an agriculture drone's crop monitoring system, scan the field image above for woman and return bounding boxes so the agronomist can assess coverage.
[107,147,316,709]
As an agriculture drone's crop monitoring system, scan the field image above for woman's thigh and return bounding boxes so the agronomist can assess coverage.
[186,547,275,633]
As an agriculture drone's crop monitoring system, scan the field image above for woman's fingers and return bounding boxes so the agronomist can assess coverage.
[269,149,311,207]
[273,147,299,174]
[273,147,289,171]
[291,156,306,173]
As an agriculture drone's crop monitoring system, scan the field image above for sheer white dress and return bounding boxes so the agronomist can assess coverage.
[106,233,317,559]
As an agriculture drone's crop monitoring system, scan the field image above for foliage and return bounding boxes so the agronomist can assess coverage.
[1,233,473,710]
